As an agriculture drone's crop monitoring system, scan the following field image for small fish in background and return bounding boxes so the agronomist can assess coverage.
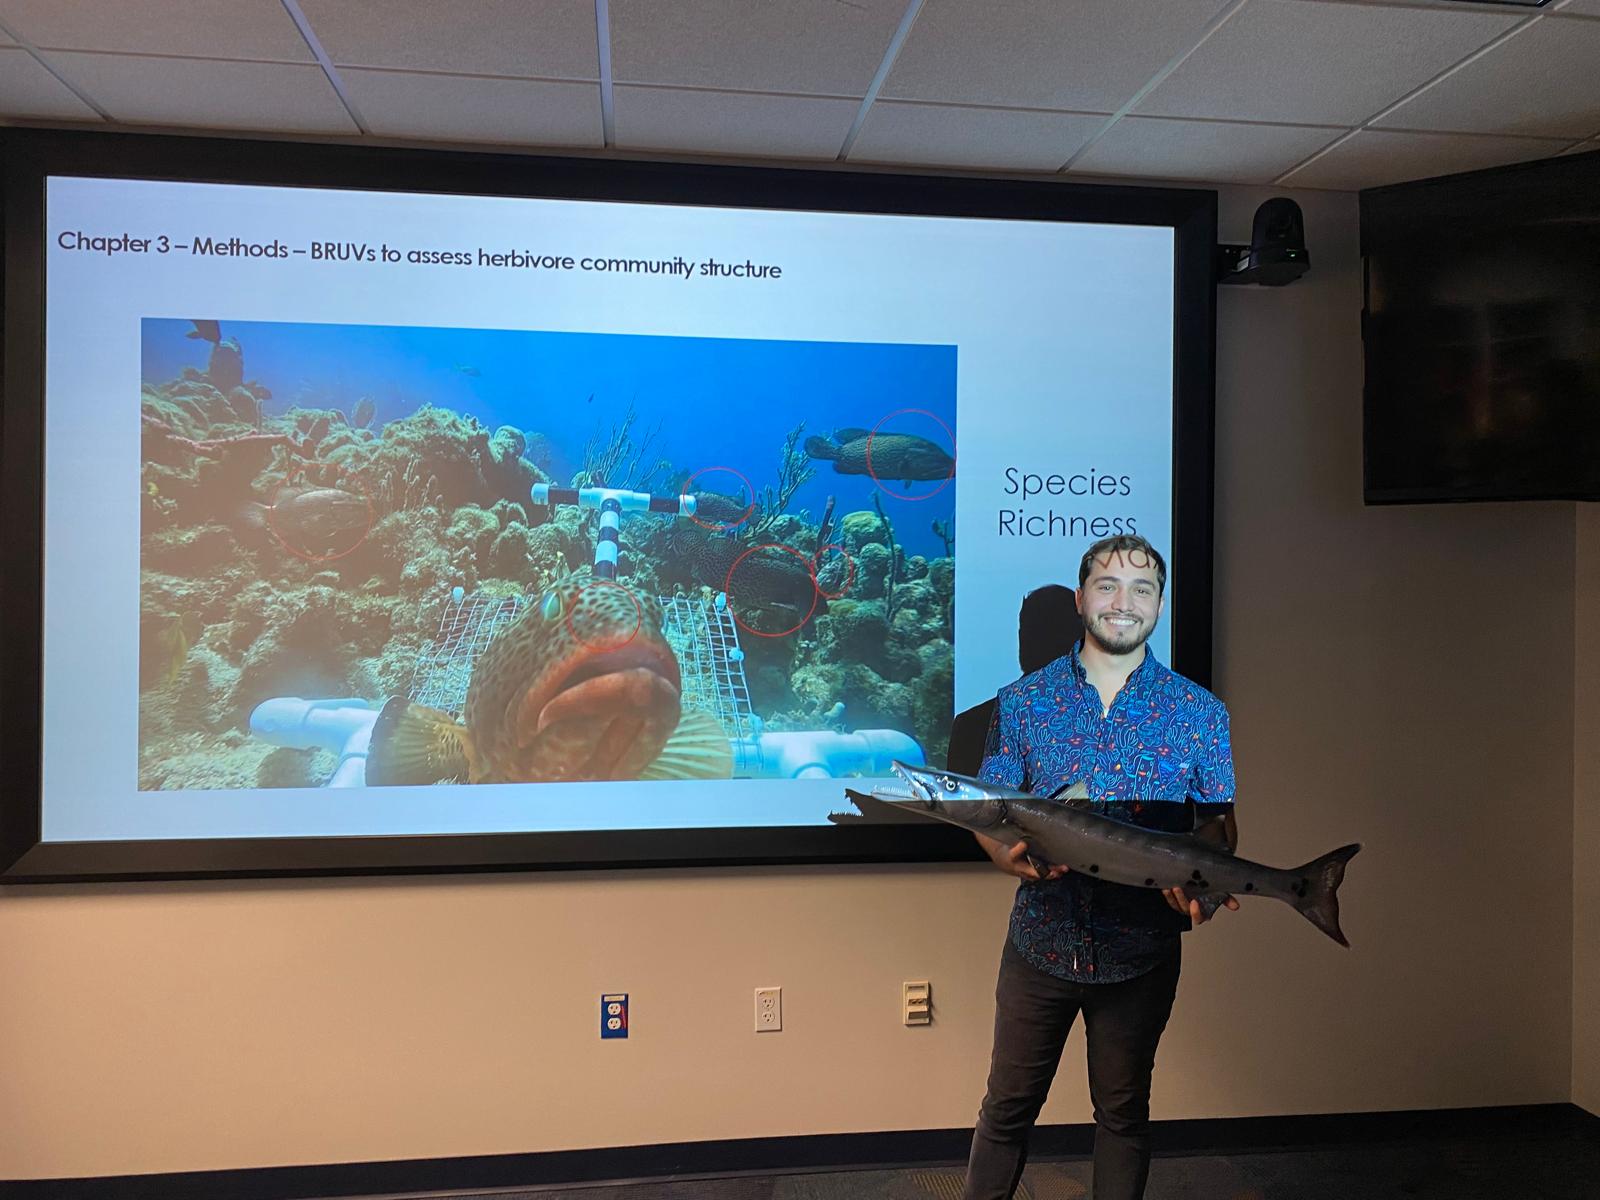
[816,494,837,550]
[352,396,376,430]
[689,489,754,528]
[186,319,221,344]
[453,363,482,378]
[366,570,732,785]
[804,427,955,485]
[138,609,202,689]
[240,484,369,556]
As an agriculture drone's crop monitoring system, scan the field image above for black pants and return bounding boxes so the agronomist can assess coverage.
[962,938,1182,1200]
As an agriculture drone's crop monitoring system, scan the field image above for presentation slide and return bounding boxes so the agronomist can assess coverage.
[41,175,1174,841]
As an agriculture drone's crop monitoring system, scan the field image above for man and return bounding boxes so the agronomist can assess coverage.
[962,534,1238,1200]
[946,584,1083,776]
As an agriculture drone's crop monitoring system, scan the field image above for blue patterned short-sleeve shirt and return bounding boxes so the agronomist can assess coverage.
[979,642,1236,985]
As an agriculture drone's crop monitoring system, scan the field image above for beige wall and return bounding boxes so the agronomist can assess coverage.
[1575,503,1599,1117]
[0,182,1583,1182]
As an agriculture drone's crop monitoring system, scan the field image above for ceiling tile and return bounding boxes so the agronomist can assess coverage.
[849,101,1106,171]
[0,46,99,120]
[340,70,602,147]
[1373,16,1600,139]
[1280,128,1567,189]
[0,24,14,45]
[298,0,598,80]
[1070,116,1343,184]
[1135,0,1518,125]
[0,0,312,62]
[880,0,1234,112]
[39,52,356,134]
[613,86,858,160]
[610,0,905,96]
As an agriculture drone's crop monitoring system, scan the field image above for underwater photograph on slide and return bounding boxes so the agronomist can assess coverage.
[138,319,957,793]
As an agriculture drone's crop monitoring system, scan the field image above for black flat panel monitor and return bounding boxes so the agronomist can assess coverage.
[1362,149,1600,503]
[0,129,1216,882]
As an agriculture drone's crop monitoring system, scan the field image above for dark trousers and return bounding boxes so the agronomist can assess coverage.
[962,938,1182,1200]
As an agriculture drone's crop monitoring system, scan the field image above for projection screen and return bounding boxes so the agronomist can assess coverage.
[0,131,1216,881]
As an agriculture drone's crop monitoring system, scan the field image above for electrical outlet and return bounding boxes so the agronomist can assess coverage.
[904,980,931,1026]
[754,985,782,1032]
[601,993,628,1039]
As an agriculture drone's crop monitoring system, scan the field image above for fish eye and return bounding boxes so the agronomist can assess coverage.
[940,775,959,792]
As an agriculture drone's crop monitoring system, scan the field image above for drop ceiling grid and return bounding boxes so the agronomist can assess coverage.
[1270,0,1590,186]
[0,0,314,62]
[0,0,1592,191]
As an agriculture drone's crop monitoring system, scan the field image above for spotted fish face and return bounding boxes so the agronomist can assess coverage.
[463,572,682,782]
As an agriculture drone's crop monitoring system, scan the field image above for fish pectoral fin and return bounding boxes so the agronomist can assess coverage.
[366,697,475,785]
[1051,779,1092,809]
[640,709,733,781]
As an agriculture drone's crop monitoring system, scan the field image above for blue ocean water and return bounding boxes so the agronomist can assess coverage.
[143,319,957,560]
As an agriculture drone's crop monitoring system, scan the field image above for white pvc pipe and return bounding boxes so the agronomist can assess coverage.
[249,697,379,788]
[737,728,926,780]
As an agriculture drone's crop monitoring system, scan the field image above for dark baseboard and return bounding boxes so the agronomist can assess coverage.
[7,1103,1596,1199]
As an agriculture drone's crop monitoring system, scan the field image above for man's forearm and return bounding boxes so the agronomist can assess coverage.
[974,831,1010,868]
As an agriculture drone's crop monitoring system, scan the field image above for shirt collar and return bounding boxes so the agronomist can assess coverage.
[1065,640,1162,692]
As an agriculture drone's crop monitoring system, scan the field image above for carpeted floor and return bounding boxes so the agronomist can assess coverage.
[407,1122,1600,1200]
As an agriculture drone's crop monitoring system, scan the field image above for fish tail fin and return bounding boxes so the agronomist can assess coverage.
[367,697,477,785]
[1288,843,1361,947]
[803,436,838,461]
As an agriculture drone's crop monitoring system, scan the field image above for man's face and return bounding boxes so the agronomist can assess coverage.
[1077,549,1164,656]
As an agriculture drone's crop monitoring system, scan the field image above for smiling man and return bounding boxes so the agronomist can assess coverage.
[962,534,1238,1200]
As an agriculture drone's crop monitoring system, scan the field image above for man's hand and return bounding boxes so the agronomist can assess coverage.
[1162,886,1241,924]
[976,832,1068,881]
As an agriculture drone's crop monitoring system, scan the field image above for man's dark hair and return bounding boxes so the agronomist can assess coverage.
[1077,535,1167,596]
[1018,584,1080,674]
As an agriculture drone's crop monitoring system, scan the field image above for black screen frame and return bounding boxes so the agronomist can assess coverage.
[1,128,1216,884]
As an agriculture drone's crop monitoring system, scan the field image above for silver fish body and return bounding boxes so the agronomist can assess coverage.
[849,762,1360,947]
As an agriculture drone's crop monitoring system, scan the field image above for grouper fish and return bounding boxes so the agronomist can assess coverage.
[241,484,369,556]
[367,570,732,785]
[669,527,823,631]
[836,762,1361,947]
[804,427,955,484]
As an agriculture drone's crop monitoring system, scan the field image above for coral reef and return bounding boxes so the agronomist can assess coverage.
[138,344,955,789]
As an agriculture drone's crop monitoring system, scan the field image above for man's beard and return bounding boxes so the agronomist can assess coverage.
[1085,613,1154,656]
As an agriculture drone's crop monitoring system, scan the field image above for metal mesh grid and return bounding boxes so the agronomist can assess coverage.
[658,594,758,774]
[407,591,757,773]
[406,594,524,718]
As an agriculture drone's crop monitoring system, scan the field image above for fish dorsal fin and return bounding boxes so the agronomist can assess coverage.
[835,427,869,443]
[1051,779,1092,809]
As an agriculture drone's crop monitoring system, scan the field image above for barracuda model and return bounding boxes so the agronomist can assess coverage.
[837,762,1361,947]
